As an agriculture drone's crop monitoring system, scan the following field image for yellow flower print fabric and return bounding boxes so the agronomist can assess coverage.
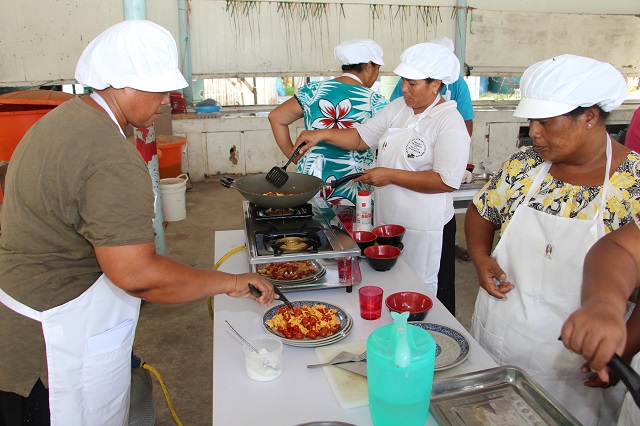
[473,147,640,236]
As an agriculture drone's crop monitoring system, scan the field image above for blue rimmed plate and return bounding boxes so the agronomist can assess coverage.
[410,322,470,371]
[262,301,352,347]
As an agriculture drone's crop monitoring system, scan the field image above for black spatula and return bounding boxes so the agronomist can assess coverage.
[265,142,306,188]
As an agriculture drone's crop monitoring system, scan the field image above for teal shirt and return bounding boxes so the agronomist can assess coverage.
[295,80,388,205]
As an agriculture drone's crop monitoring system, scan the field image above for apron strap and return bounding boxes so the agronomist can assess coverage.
[520,134,613,223]
[90,92,125,137]
[0,286,42,322]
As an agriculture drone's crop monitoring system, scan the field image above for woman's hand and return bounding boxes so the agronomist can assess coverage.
[472,255,514,299]
[560,303,626,383]
[227,273,277,307]
[355,168,394,187]
[294,130,325,154]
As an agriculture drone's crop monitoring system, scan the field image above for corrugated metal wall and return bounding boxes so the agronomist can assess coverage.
[0,0,638,87]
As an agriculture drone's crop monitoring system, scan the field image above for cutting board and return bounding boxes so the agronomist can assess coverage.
[315,341,368,409]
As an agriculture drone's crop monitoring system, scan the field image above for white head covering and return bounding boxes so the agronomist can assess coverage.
[514,54,628,119]
[75,20,188,92]
[334,39,385,66]
[429,36,455,52]
[393,42,460,84]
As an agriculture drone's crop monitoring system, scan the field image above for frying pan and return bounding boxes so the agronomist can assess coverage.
[220,173,323,208]
[220,173,362,209]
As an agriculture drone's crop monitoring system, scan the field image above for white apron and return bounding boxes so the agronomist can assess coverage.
[471,136,625,425]
[375,96,446,294]
[0,274,140,425]
[0,95,140,425]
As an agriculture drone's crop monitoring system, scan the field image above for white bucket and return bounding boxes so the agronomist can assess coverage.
[160,173,189,221]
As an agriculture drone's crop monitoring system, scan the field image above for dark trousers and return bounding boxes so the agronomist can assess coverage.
[436,216,456,316]
[0,379,50,426]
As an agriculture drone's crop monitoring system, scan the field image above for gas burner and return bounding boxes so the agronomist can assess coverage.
[264,232,321,255]
[249,203,313,221]
[264,207,295,217]
[273,236,316,253]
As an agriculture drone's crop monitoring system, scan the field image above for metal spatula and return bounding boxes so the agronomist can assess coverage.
[265,142,306,188]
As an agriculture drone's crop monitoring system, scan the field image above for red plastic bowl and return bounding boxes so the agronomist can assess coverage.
[363,244,402,271]
[351,230,377,252]
[385,291,433,321]
[371,224,406,246]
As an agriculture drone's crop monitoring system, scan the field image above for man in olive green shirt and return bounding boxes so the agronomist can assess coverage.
[0,20,275,424]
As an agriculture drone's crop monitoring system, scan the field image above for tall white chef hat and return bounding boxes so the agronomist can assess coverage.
[334,39,385,66]
[393,42,460,84]
[514,54,628,119]
[429,37,455,52]
[75,20,188,92]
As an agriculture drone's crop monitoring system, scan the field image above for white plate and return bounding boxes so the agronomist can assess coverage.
[410,322,470,371]
[263,301,352,347]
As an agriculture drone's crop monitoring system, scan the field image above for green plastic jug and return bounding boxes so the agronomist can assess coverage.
[366,311,436,426]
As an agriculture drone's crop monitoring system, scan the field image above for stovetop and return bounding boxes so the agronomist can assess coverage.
[243,198,360,265]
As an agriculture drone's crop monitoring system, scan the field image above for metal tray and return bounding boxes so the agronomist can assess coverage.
[430,366,581,426]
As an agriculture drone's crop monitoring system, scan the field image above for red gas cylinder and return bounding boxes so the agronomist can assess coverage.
[170,91,186,114]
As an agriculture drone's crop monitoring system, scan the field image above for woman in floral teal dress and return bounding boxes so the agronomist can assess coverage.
[268,39,388,210]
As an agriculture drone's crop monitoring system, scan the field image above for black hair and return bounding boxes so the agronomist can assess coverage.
[342,63,365,72]
[564,106,610,122]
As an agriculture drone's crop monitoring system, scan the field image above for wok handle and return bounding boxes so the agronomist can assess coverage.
[220,176,235,188]
[609,354,640,408]
[329,173,363,189]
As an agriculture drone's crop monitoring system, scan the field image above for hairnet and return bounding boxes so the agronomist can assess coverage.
[75,20,188,92]
[513,54,628,119]
[393,42,460,84]
[429,37,455,52]
[334,39,385,66]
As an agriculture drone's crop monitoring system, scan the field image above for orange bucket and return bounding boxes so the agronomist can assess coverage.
[157,135,187,179]
[0,90,75,162]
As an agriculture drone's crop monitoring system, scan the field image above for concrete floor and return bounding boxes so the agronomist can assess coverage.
[133,176,480,425]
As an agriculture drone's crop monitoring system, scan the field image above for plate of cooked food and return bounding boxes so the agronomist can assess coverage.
[257,260,326,285]
[263,301,353,347]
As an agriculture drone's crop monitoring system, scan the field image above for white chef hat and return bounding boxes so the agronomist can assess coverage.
[393,42,460,84]
[75,20,188,92]
[334,39,385,66]
[429,37,455,52]
[514,54,628,119]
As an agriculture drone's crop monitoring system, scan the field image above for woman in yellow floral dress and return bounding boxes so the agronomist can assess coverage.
[465,55,639,426]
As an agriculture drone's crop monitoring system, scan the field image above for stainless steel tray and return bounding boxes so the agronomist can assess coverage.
[430,366,581,425]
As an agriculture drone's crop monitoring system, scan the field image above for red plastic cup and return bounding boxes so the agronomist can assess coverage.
[359,286,383,320]
[337,257,352,280]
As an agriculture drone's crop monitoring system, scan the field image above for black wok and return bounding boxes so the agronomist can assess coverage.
[220,173,362,209]
[220,173,323,208]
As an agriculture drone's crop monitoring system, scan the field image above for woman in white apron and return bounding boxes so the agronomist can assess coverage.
[467,55,637,425]
[293,42,470,314]
[0,21,274,425]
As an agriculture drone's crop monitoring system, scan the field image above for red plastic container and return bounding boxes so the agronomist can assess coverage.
[0,90,75,162]
[157,135,187,179]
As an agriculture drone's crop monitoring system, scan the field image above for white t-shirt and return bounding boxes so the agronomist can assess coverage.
[356,98,470,190]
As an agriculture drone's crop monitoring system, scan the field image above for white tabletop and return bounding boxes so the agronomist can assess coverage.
[213,230,497,426]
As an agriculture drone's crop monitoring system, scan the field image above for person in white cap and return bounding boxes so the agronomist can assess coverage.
[294,42,471,315]
[466,54,639,425]
[392,36,475,262]
[0,20,275,425]
[269,38,388,215]
[560,217,640,426]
